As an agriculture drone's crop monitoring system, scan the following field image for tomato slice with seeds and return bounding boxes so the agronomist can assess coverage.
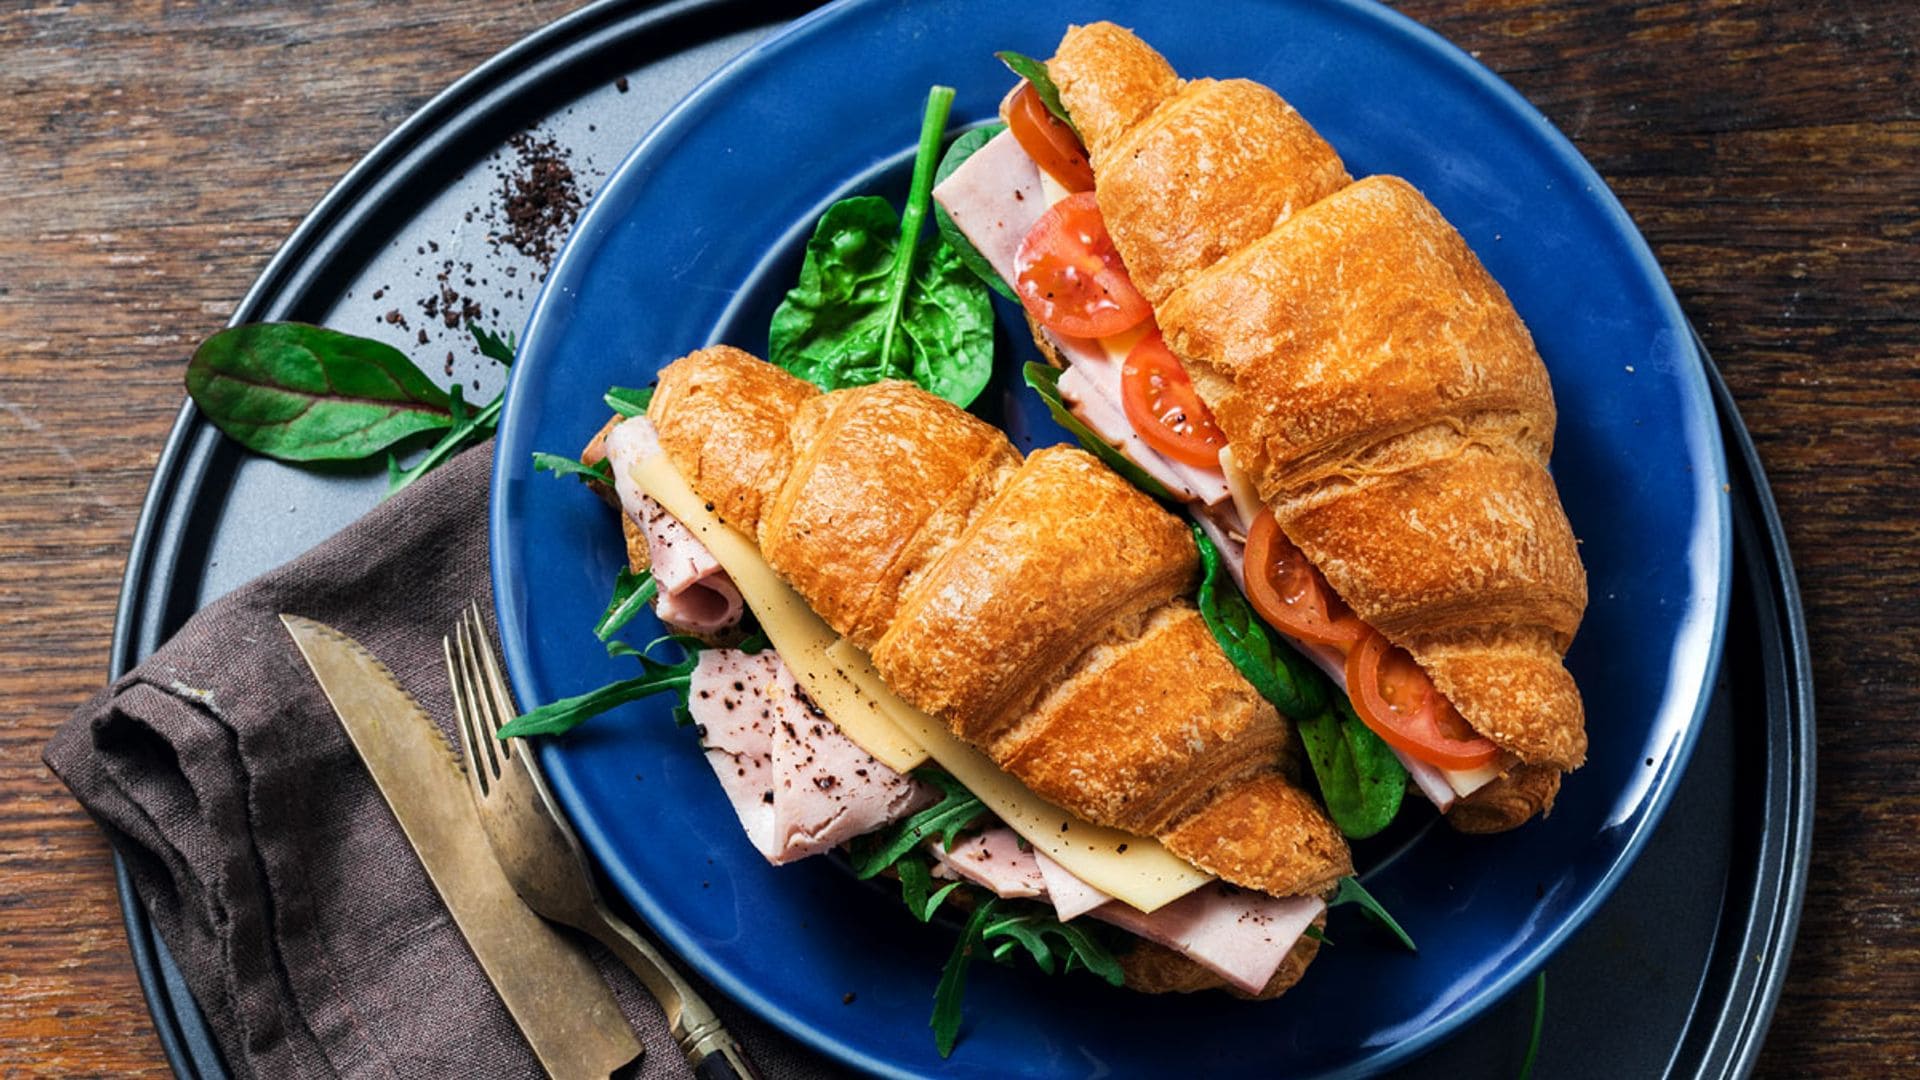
[1120,332,1229,468]
[1346,630,1500,771]
[1243,509,1369,648]
[1007,81,1095,192]
[1014,192,1152,339]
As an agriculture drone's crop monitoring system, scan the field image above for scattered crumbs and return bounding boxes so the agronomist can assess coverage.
[1645,757,1655,767]
[371,287,385,300]
[842,992,857,1005]
[615,76,630,93]
[1116,843,1128,854]
[701,880,710,889]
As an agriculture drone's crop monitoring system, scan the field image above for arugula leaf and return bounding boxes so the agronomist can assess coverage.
[1329,875,1417,952]
[1519,971,1546,1080]
[468,323,517,365]
[932,123,1017,301]
[1023,363,1178,501]
[769,87,995,408]
[896,854,965,923]
[851,768,989,879]
[1298,698,1407,839]
[604,385,653,417]
[593,567,658,641]
[385,384,501,496]
[981,908,1124,984]
[496,638,699,739]
[932,898,996,1057]
[532,451,613,485]
[187,322,455,461]
[995,51,1079,137]
[1191,525,1326,719]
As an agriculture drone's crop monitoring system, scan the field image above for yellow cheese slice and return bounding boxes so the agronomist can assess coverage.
[825,638,1210,914]
[628,454,927,773]
[1442,761,1503,799]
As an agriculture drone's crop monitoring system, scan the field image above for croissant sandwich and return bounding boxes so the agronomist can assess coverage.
[932,23,1588,831]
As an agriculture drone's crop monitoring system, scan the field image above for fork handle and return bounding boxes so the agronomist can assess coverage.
[686,1029,760,1080]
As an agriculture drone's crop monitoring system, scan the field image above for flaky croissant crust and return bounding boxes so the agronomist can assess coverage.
[648,346,1353,905]
[1051,24,1589,782]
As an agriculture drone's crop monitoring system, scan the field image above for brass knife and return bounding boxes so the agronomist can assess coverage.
[282,614,642,1079]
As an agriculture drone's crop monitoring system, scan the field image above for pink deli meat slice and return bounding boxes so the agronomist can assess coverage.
[1093,885,1325,996]
[926,826,1047,900]
[1031,849,1112,922]
[689,649,929,865]
[932,128,1046,284]
[604,416,744,635]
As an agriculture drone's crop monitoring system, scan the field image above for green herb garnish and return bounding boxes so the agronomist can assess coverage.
[469,322,517,365]
[932,123,1017,301]
[1518,971,1546,1080]
[593,567,658,641]
[531,451,613,485]
[769,86,996,408]
[496,636,701,739]
[1329,875,1417,952]
[850,769,989,879]
[927,893,1124,1058]
[385,384,501,494]
[1023,362,1178,501]
[995,51,1079,137]
[604,385,653,417]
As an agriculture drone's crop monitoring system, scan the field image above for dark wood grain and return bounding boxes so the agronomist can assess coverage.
[0,1,1912,1076]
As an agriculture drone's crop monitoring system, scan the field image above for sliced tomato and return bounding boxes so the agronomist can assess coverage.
[1243,510,1369,648]
[1014,192,1152,338]
[1345,631,1499,771]
[1120,332,1228,468]
[1007,81,1095,192]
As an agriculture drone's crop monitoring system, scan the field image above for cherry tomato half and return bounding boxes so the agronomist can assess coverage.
[1345,630,1500,771]
[1014,192,1152,339]
[1243,509,1369,649]
[1120,331,1229,468]
[1007,81,1095,192]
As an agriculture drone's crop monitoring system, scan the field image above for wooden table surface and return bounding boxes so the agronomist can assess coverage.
[2,1,1914,1075]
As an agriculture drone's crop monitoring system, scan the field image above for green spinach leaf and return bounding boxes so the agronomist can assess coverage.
[1329,875,1417,952]
[1192,525,1326,719]
[769,87,995,408]
[1023,363,1178,501]
[995,51,1079,137]
[187,322,454,461]
[604,385,653,417]
[1298,698,1407,839]
[932,123,1017,300]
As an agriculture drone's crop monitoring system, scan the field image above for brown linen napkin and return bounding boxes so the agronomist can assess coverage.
[44,443,836,1080]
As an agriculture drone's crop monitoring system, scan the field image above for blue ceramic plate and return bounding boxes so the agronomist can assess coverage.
[491,0,1731,1075]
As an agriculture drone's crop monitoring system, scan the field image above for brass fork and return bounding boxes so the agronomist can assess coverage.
[446,605,759,1080]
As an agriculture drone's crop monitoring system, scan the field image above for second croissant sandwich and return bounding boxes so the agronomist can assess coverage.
[582,343,1362,1007]
[933,23,1589,832]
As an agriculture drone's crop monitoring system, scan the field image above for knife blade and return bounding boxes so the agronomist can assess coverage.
[282,614,642,1079]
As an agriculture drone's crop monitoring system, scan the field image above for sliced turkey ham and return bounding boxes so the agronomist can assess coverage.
[604,416,744,635]
[688,648,928,864]
[1032,849,1112,922]
[927,828,1047,900]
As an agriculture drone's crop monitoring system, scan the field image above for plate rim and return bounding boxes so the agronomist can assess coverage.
[492,0,1735,1073]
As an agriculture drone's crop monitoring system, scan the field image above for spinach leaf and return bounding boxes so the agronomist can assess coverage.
[769,87,995,408]
[532,451,612,485]
[187,322,454,461]
[850,768,989,879]
[469,323,517,365]
[593,567,658,642]
[1329,875,1417,952]
[1191,525,1326,719]
[384,385,500,496]
[932,123,1017,301]
[604,385,653,417]
[995,51,1079,137]
[1023,363,1177,501]
[1297,701,1407,839]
